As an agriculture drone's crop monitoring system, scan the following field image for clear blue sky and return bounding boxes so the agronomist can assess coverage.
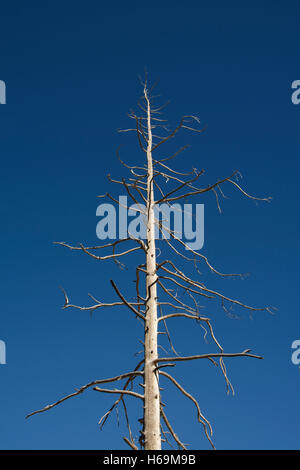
[0,0,299,450]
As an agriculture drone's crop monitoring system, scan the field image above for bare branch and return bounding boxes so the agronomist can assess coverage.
[59,287,143,317]
[123,437,138,450]
[79,243,142,261]
[153,145,190,164]
[94,387,144,400]
[160,371,215,449]
[152,116,205,152]
[99,360,144,430]
[156,226,244,277]
[158,312,208,323]
[160,406,187,450]
[155,350,263,364]
[158,262,272,312]
[26,371,144,419]
[110,280,146,321]
[156,169,205,204]
[228,178,272,203]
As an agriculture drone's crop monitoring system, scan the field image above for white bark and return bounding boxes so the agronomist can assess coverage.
[143,86,161,450]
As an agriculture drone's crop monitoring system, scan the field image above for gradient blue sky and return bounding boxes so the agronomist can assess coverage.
[0,1,299,450]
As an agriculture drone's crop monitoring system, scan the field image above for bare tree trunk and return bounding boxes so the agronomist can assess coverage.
[143,87,161,450]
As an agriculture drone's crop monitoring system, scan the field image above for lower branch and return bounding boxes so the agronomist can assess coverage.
[160,406,187,450]
[123,437,138,451]
[98,360,145,430]
[159,371,214,449]
[26,371,143,419]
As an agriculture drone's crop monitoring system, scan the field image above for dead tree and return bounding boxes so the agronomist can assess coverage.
[26,78,272,450]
